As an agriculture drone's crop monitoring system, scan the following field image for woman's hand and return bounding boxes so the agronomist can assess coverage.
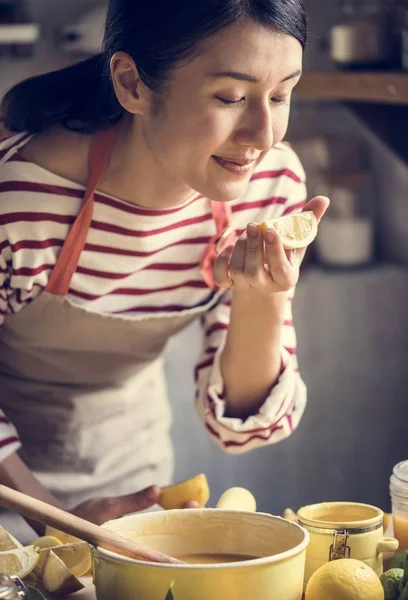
[71,485,199,525]
[213,196,330,295]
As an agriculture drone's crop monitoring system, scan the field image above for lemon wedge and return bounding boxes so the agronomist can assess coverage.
[42,550,84,594]
[283,508,298,523]
[261,210,318,249]
[159,473,210,510]
[0,546,39,579]
[49,541,91,577]
[33,535,63,576]
[0,526,23,551]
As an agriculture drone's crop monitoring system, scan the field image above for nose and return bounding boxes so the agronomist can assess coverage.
[234,104,274,152]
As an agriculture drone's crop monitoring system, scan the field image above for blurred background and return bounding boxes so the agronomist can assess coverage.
[1,0,407,515]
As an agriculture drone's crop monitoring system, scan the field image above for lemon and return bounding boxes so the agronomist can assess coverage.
[0,526,23,551]
[42,550,84,594]
[305,558,384,600]
[33,535,63,549]
[33,536,63,575]
[0,546,39,579]
[216,488,256,512]
[36,531,91,577]
[45,526,82,545]
[159,473,210,510]
[50,541,91,577]
[261,210,318,249]
[283,508,298,522]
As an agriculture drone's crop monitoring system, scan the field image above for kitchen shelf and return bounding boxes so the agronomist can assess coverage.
[296,71,408,104]
[295,71,408,165]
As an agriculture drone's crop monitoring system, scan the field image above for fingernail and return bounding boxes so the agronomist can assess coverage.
[146,485,161,501]
[247,223,258,238]
[265,228,276,243]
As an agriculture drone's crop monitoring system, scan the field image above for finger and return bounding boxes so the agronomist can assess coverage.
[213,246,233,288]
[183,501,200,509]
[103,485,161,520]
[244,223,267,285]
[302,195,330,223]
[228,233,247,283]
[264,228,297,289]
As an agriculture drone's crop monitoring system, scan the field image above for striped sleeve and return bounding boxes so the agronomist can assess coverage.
[194,151,308,454]
[195,288,306,454]
[0,227,22,461]
[0,230,8,328]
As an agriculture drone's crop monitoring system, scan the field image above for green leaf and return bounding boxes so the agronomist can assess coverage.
[26,586,47,600]
[400,581,408,600]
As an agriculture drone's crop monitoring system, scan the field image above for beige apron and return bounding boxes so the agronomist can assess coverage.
[0,125,234,507]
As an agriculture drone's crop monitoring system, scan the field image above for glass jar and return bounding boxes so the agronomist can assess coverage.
[390,460,408,550]
[331,0,399,69]
[0,574,26,599]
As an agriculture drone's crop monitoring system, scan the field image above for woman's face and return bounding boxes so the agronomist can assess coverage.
[138,20,303,202]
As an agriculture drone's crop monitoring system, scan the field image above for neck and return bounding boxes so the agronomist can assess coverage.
[100,116,197,209]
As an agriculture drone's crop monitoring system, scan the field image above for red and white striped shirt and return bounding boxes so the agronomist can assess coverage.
[0,132,307,459]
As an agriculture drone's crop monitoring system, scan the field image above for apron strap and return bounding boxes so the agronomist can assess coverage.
[199,200,236,289]
[46,124,120,295]
[43,119,233,295]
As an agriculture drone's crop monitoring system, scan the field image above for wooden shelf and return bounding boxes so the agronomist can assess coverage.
[296,71,408,105]
[295,71,408,165]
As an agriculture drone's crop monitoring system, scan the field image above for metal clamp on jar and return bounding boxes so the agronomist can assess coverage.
[0,574,27,599]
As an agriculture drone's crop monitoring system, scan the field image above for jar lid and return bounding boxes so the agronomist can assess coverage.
[393,460,408,484]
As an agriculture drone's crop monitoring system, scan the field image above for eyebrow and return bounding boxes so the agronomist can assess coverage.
[208,69,302,84]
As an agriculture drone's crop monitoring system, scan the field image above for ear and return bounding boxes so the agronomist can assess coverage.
[110,51,151,115]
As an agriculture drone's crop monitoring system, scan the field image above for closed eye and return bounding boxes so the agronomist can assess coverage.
[215,96,290,106]
[271,97,289,106]
[215,96,245,105]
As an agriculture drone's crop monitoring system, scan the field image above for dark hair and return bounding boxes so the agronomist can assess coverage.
[2,0,307,134]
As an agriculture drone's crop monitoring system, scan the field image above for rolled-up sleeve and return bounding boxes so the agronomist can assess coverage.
[194,287,306,454]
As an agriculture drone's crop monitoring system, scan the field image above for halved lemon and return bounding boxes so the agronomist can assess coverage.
[159,473,210,510]
[0,546,39,579]
[45,526,81,545]
[33,535,63,550]
[42,550,84,594]
[261,211,318,249]
[216,488,256,512]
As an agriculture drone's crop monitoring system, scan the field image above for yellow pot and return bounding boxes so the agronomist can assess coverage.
[297,501,399,587]
[93,509,309,600]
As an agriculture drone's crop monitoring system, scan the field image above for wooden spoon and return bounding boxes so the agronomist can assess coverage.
[0,485,183,564]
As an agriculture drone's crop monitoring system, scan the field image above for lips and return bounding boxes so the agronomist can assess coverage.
[212,155,256,175]
[215,156,256,166]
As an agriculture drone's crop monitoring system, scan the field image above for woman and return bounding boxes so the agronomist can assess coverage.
[0,0,328,528]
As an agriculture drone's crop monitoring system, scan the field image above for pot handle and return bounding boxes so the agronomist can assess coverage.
[215,487,257,512]
[376,537,400,554]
